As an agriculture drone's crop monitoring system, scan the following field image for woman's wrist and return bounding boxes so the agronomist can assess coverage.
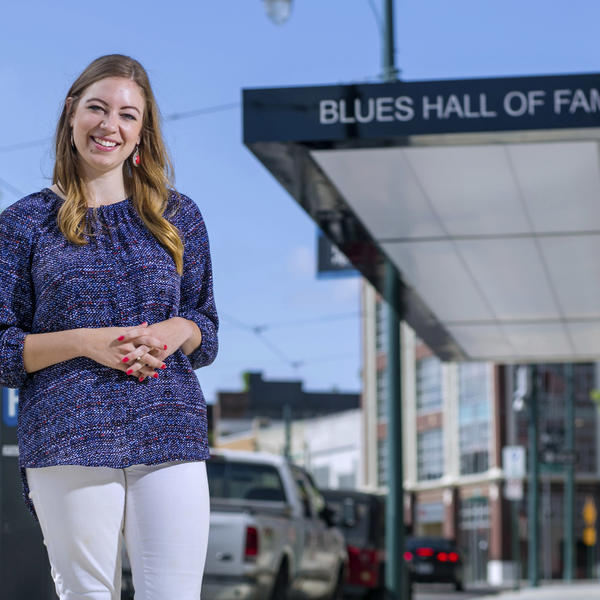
[178,317,202,356]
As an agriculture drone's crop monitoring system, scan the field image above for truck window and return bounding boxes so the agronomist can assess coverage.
[207,460,286,502]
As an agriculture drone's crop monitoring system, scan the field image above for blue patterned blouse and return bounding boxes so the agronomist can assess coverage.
[0,188,218,518]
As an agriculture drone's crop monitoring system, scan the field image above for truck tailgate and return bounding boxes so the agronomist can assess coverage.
[206,510,249,575]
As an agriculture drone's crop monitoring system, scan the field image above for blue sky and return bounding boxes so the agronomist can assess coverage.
[2,1,600,403]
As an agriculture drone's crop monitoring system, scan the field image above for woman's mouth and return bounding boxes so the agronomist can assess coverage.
[91,136,119,150]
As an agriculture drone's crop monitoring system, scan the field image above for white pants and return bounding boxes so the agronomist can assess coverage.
[26,461,210,600]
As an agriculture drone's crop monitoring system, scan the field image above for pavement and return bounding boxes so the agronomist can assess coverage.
[473,582,600,600]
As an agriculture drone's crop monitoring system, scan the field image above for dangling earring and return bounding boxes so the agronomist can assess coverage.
[70,130,76,151]
[132,144,140,167]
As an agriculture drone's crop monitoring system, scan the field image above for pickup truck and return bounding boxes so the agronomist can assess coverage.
[202,449,348,600]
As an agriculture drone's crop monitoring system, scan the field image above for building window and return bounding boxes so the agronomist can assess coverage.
[417,356,442,414]
[376,369,388,421]
[375,298,388,354]
[377,438,388,487]
[458,363,490,475]
[417,428,443,480]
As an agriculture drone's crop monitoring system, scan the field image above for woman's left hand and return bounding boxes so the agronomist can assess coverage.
[117,317,198,381]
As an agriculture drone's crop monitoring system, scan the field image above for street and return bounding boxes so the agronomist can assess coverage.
[412,583,501,600]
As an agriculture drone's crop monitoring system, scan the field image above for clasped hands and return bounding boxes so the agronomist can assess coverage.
[96,317,196,382]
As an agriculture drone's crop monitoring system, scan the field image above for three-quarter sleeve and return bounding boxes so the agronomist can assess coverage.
[0,203,35,388]
[177,196,218,369]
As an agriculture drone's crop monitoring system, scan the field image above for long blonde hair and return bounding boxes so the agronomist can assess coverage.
[53,54,184,274]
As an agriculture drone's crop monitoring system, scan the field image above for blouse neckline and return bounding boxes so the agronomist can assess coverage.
[43,187,133,212]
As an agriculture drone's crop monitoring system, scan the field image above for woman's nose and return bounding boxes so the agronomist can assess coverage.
[100,112,118,131]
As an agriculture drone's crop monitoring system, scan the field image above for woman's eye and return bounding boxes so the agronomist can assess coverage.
[121,113,136,121]
[89,105,104,112]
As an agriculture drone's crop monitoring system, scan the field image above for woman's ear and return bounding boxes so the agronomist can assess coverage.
[65,97,74,124]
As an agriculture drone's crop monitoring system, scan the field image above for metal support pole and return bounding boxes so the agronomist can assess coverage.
[384,262,408,600]
[528,365,539,587]
[564,363,575,581]
[382,0,399,82]
[283,404,291,459]
[511,499,521,589]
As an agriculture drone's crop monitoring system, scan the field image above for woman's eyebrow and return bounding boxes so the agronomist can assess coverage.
[85,97,141,113]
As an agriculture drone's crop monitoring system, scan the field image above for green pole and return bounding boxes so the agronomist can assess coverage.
[382,0,399,81]
[528,365,539,587]
[511,499,521,590]
[381,3,407,598]
[283,404,291,459]
[564,363,575,581]
[384,261,408,600]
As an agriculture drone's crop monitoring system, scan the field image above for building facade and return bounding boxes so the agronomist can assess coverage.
[361,281,600,584]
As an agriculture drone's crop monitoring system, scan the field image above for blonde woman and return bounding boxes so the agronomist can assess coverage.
[0,54,218,599]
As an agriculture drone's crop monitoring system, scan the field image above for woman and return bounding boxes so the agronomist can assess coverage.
[0,54,218,599]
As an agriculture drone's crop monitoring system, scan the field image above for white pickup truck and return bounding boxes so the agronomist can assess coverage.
[202,449,347,600]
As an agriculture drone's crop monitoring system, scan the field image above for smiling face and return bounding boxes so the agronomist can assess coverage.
[68,76,145,179]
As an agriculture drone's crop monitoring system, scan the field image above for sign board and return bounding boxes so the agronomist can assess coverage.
[316,233,358,278]
[503,445,526,479]
[542,449,576,465]
[505,478,524,501]
[244,73,600,144]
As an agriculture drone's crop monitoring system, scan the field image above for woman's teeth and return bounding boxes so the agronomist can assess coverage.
[92,137,118,148]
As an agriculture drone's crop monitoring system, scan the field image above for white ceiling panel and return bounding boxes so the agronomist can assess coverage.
[540,235,600,319]
[568,321,600,357]
[311,148,444,240]
[457,238,559,320]
[502,323,574,359]
[402,145,530,236]
[311,139,600,361]
[508,142,600,233]
[447,324,515,360]
[382,241,493,322]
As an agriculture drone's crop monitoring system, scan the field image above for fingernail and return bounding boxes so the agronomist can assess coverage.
[153,373,159,378]
[122,357,129,363]
[118,335,124,341]
[126,369,133,375]
[160,364,166,369]
[139,376,144,382]
[163,344,168,350]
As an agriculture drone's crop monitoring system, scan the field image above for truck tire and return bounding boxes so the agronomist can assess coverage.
[270,561,290,600]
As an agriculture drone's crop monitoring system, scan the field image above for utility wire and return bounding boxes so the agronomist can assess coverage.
[219,311,360,370]
[0,101,240,156]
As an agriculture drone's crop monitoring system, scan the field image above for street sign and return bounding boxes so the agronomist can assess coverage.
[505,478,524,501]
[503,446,526,478]
[541,449,577,465]
[583,527,596,547]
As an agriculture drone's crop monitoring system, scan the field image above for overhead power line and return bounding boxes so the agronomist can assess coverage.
[0,101,240,156]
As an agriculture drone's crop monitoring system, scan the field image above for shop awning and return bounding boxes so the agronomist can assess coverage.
[243,73,600,362]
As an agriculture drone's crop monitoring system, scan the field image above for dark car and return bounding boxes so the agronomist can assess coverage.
[321,489,386,599]
[404,536,464,591]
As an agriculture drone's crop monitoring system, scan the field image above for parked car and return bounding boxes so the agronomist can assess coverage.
[404,536,464,591]
[202,449,347,600]
[320,489,386,600]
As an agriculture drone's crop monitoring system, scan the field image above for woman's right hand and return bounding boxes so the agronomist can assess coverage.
[81,323,167,381]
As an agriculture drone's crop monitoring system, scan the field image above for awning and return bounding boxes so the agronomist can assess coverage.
[243,73,600,362]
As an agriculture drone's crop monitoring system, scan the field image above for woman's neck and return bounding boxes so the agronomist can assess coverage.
[53,170,128,207]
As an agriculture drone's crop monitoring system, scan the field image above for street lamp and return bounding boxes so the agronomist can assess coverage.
[263,0,293,25]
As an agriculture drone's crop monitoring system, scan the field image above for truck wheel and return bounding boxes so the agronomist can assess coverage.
[270,563,290,600]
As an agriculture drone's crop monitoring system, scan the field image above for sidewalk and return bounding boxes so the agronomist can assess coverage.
[474,582,600,600]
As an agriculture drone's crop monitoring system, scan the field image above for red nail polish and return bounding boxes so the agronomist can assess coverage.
[163,345,168,350]
[118,335,124,341]
[160,364,166,369]
[122,357,129,363]
[153,373,159,378]
[126,369,133,375]
[139,376,144,382]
